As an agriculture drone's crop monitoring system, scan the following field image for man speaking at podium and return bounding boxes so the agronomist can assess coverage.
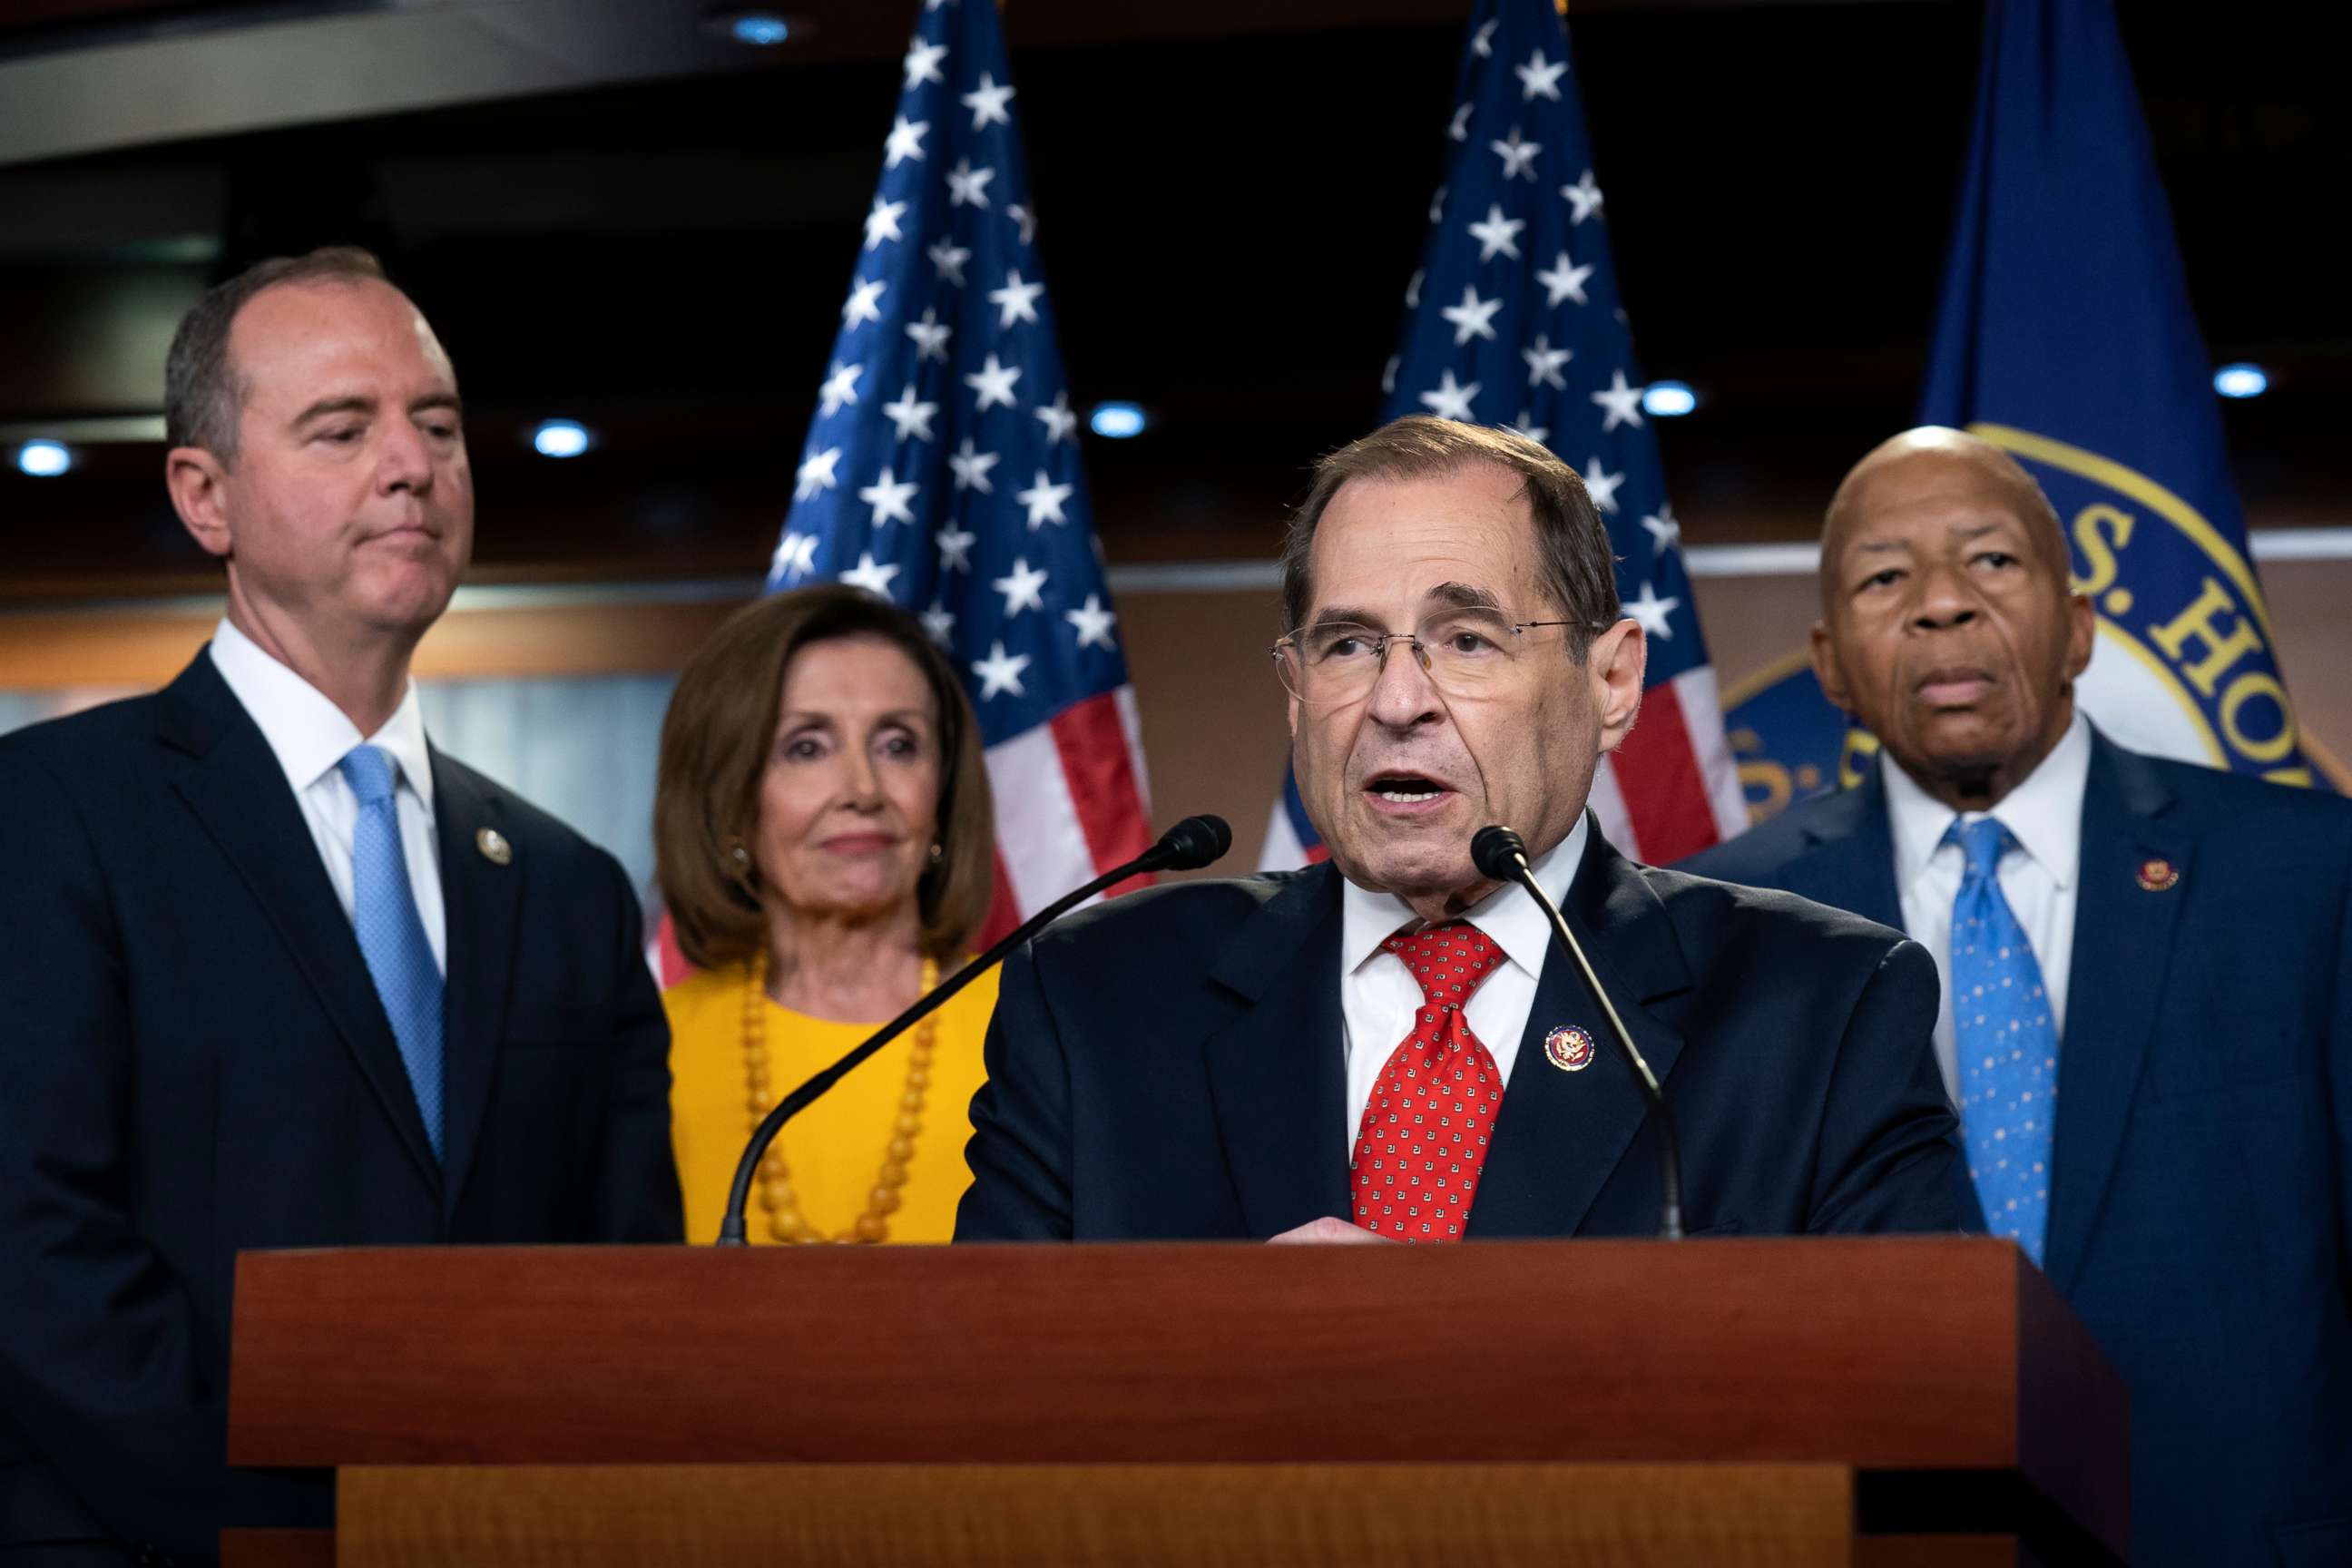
[958,417,1964,1243]
[0,249,682,1563]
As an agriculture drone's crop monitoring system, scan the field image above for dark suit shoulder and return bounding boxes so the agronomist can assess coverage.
[1642,860,1910,961]
[0,689,169,773]
[1675,790,1851,886]
[1031,867,1316,956]
[2130,745,2352,846]
[0,694,184,854]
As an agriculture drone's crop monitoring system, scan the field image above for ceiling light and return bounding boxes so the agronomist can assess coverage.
[703,9,799,46]
[1089,401,1147,439]
[15,440,72,477]
[1642,381,1698,417]
[2213,363,2268,399]
[531,420,593,458]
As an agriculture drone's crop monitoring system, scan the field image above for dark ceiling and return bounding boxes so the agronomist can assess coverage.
[0,0,2342,599]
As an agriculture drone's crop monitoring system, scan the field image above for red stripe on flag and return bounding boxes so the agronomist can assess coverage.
[1048,690,1156,893]
[977,849,1024,950]
[652,908,693,989]
[1610,679,1722,863]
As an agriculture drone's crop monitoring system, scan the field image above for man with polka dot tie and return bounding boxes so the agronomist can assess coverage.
[961,418,1965,1257]
[1681,427,2352,1565]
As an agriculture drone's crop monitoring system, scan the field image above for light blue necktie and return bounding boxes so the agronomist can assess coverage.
[1945,817,2056,1264]
[338,744,445,1161]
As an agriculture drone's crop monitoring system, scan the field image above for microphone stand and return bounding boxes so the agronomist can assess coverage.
[1473,825,1685,1240]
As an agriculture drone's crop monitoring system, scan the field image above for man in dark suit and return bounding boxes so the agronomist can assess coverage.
[957,416,1962,1245]
[0,248,682,1564]
[1681,427,2352,1565]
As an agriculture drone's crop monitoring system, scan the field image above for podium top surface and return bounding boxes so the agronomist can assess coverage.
[229,1237,2124,1553]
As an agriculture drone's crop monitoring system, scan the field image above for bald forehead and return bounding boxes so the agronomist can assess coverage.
[1823,431,2065,570]
[230,276,436,355]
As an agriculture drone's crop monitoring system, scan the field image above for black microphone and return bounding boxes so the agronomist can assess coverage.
[716,813,1232,1243]
[1472,823,1686,1240]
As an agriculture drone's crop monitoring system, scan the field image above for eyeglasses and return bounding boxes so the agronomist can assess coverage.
[1271,608,1592,706]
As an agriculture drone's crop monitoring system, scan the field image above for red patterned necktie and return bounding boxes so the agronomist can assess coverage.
[1349,920,1508,1242]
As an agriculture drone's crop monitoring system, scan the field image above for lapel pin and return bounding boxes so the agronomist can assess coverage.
[476,828,513,866]
[1544,1024,1596,1073]
[2135,856,2178,892]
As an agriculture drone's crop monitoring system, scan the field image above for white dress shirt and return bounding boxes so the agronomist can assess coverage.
[209,618,447,975]
[1339,815,1590,1143]
[1882,710,2089,1106]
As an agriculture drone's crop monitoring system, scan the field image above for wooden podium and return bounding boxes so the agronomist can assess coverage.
[224,1237,2126,1566]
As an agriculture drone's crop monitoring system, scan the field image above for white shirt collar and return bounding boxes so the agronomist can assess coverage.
[1340,813,1591,983]
[208,617,436,816]
[1882,709,2089,889]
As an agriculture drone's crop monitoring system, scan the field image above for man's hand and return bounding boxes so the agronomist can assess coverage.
[1267,1216,1394,1245]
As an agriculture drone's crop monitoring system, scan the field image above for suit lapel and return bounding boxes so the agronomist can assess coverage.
[1200,866,1351,1236]
[159,654,441,1194]
[430,752,523,1217]
[1472,828,1690,1237]
[2043,733,2186,1292]
[1780,765,1906,932]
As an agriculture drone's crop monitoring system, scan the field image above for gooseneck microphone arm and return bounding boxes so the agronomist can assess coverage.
[716,813,1232,1245]
[1471,824,1685,1240]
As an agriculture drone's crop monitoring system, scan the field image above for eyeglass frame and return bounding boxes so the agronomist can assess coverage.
[1269,610,1618,704]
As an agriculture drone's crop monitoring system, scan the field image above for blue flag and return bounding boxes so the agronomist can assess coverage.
[766,0,1154,929]
[1919,0,2318,786]
[1725,0,2328,817]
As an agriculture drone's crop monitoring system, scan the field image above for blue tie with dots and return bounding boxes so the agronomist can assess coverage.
[1945,816,2056,1264]
[338,744,445,1161]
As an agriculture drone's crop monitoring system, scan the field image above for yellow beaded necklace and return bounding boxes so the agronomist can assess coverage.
[740,949,938,1244]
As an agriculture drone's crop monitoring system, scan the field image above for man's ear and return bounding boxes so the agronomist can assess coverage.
[166,446,233,561]
[2062,591,2095,681]
[1810,619,1852,712]
[1591,618,1647,757]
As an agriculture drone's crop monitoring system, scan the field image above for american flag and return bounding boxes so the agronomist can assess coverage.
[768,0,1152,938]
[1261,0,1746,869]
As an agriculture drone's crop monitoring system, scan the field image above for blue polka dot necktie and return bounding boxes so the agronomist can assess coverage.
[1945,817,2055,1264]
[338,744,445,1161]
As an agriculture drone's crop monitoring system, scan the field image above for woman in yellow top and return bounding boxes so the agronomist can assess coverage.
[654,584,999,1245]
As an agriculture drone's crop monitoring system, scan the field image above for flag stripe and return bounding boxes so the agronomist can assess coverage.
[978,850,1024,951]
[986,726,1097,918]
[1115,685,1152,818]
[1671,663,1751,839]
[1259,800,1314,872]
[1049,686,1155,871]
[1609,678,1718,864]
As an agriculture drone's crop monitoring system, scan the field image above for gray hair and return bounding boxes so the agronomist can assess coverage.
[163,245,391,461]
[1279,416,1620,660]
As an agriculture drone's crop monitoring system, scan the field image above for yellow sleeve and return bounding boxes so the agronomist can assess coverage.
[663,966,749,1248]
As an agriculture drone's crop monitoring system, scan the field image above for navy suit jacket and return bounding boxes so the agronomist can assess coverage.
[956,824,1963,1243]
[1681,730,2352,1566]
[0,653,683,1563]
